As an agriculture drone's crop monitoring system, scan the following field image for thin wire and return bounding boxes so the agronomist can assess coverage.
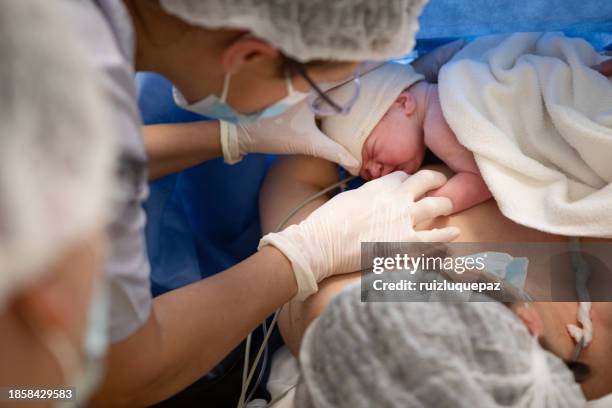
[275,176,356,233]
[242,311,280,402]
[238,175,356,408]
[568,238,593,348]
[563,238,593,384]
[238,334,252,407]
[246,320,269,402]
[571,339,585,363]
[264,383,297,408]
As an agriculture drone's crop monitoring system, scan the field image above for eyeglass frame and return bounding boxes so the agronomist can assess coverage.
[283,57,361,117]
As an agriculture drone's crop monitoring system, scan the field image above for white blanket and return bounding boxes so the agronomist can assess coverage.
[439,33,612,237]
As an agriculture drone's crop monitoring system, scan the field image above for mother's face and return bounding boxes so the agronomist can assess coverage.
[511,300,612,399]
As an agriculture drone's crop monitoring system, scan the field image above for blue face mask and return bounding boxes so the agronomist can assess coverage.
[462,252,529,290]
[173,72,310,124]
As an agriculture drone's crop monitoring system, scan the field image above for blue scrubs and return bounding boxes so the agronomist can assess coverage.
[138,73,273,296]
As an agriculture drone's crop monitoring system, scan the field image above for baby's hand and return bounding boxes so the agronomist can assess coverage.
[427,133,490,213]
[426,171,491,214]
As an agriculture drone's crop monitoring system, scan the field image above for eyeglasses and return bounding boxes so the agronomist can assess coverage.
[284,58,361,117]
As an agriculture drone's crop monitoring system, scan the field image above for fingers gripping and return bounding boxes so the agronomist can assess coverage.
[399,170,448,199]
[415,227,460,243]
[410,196,454,225]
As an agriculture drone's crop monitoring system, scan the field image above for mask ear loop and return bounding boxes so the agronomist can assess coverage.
[564,238,593,383]
[222,70,296,106]
[220,73,232,103]
[567,238,593,347]
[27,319,81,387]
[45,331,81,385]
[566,338,591,382]
[285,70,296,97]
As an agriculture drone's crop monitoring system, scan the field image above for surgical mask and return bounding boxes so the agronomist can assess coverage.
[173,72,310,124]
[465,251,529,290]
[35,279,109,407]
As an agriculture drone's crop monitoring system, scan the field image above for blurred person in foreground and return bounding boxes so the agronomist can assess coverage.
[0,1,116,406]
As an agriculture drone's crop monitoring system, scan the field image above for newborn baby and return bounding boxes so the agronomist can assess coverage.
[321,62,491,213]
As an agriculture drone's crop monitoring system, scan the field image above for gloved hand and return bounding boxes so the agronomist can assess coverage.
[259,170,460,300]
[411,39,467,83]
[220,100,360,173]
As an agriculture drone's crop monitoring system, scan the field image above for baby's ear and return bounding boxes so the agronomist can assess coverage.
[395,90,417,116]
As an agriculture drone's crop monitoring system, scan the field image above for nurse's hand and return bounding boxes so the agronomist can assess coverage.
[219,101,360,173]
[259,170,460,300]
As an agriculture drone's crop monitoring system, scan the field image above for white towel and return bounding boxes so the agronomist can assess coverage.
[439,33,612,237]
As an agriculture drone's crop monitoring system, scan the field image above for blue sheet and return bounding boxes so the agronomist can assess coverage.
[412,0,612,59]
[417,0,612,40]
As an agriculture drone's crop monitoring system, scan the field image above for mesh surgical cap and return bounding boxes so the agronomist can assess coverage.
[159,0,428,62]
[295,273,586,408]
[0,0,115,309]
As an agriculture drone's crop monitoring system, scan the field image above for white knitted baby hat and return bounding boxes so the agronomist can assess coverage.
[321,63,424,171]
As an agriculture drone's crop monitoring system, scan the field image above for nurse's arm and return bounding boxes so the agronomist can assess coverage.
[144,120,221,180]
[92,156,341,408]
[259,156,359,355]
[92,244,299,407]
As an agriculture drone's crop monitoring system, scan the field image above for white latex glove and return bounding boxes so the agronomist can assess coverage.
[259,170,460,300]
[220,100,360,173]
[411,39,467,83]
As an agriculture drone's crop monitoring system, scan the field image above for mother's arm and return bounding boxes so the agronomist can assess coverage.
[259,155,339,234]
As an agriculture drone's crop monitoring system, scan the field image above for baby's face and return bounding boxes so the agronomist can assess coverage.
[360,92,426,180]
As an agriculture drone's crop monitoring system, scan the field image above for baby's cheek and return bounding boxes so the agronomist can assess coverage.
[397,158,421,175]
[386,137,423,167]
[361,112,423,177]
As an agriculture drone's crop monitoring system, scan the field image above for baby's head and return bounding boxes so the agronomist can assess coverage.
[321,63,425,179]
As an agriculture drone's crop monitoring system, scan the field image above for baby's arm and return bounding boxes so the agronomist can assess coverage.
[428,171,491,214]
[424,113,491,213]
